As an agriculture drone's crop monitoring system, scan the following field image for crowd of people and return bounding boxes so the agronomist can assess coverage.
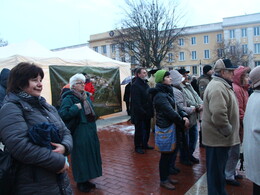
[126,60,260,194]
[0,59,259,194]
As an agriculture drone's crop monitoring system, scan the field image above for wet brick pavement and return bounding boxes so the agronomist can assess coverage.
[68,120,253,195]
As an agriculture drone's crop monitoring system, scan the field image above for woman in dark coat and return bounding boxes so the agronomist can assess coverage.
[0,62,73,195]
[150,70,189,190]
[59,73,102,193]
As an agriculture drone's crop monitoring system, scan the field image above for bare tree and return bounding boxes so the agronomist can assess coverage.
[212,40,253,66]
[114,0,184,69]
[0,37,8,47]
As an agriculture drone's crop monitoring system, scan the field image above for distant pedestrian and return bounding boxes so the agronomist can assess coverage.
[131,68,154,154]
[202,59,239,195]
[197,65,213,99]
[243,66,260,195]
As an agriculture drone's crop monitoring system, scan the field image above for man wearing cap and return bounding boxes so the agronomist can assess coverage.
[178,68,203,165]
[197,65,213,99]
[131,67,154,154]
[202,59,240,195]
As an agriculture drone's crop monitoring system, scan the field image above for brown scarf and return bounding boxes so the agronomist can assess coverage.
[71,89,96,122]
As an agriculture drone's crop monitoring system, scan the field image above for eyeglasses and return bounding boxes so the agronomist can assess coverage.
[75,81,85,85]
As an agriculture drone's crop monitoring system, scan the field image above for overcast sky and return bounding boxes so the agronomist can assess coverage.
[0,0,259,49]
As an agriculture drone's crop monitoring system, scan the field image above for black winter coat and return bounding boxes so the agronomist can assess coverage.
[150,83,186,129]
[0,93,73,195]
[130,77,153,123]
[0,68,10,108]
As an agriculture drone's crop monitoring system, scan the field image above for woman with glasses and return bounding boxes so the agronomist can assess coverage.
[59,73,102,193]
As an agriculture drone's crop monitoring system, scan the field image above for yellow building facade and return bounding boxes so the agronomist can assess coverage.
[89,13,260,75]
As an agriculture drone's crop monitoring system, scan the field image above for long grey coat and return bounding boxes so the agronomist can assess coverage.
[0,93,73,195]
[243,89,260,185]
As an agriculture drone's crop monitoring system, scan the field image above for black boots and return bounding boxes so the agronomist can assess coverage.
[77,181,96,192]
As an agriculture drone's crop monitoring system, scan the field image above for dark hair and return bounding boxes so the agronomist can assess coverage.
[7,62,44,93]
[136,68,146,75]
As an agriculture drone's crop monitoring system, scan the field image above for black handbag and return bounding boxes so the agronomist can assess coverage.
[0,148,18,195]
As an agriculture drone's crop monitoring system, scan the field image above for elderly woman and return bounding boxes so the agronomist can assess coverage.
[0,62,73,195]
[243,66,260,195]
[59,73,102,193]
[149,70,189,190]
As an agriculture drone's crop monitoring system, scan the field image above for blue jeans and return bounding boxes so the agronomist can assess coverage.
[189,124,198,157]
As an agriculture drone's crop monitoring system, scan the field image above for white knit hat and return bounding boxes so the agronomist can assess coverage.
[249,66,260,88]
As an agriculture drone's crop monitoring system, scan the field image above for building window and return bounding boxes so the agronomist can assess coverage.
[217,48,224,58]
[230,30,235,39]
[230,46,236,55]
[254,26,260,36]
[168,53,173,62]
[179,52,185,61]
[241,28,247,37]
[191,51,197,60]
[204,35,209,44]
[191,37,196,45]
[204,50,210,59]
[111,44,116,53]
[192,66,197,75]
[93,46,98,52]
[121,57,126,62]
[242,44,248,54]
[179,38,184,46]
[217,34,222,43]
[101,45,107,54]
[255,61,260,66]
[254,43,260,54]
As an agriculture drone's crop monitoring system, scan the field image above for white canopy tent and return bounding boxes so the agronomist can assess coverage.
[0,40,131,107]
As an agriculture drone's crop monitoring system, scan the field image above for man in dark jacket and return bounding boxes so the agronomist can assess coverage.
[0,68,10,108]
[123,82,131,116]
[197,65,213,100]
[131,68,154,154]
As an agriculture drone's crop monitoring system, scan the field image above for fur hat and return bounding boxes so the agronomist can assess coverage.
[213,59,238,72]
[203,65,212,74]
[155,70,170,83]
[249,66,260,89]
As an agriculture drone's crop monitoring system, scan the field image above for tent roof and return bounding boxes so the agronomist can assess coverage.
[53,46,127,65]
[0,40,56,58]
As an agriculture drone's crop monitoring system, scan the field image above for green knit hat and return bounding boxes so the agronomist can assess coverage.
[155,70,167,83]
